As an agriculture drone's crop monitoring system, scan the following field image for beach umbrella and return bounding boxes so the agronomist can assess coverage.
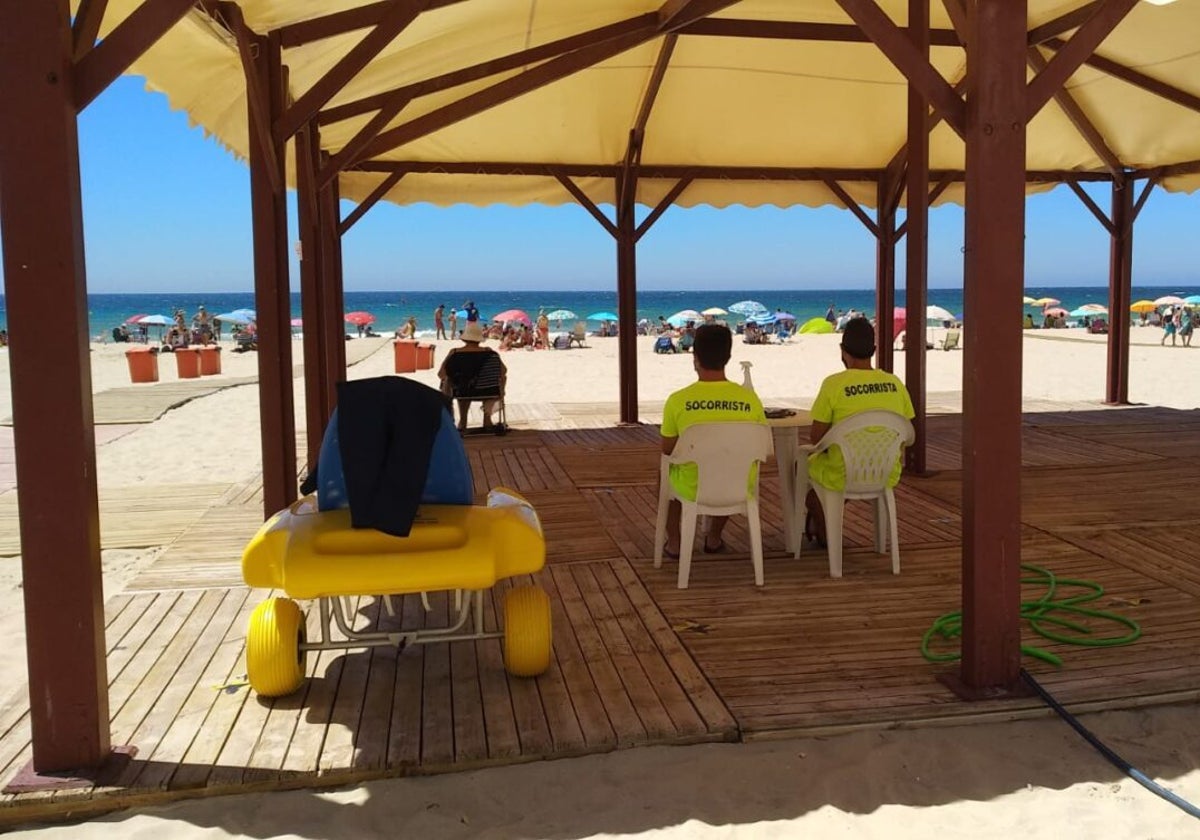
[926,305,955,322]
[1022,296,1037,305]
[798,316,834,334]
[1130,300,1157,313]
[702,306,728,316]
[728,300,767,316]
[1031,297,1060,307]
[587,311,618,321]
[453,309,470,320]
[1068,307,1097,318]
[493,308,531,326]
[1154,294,1185,306]
[1044,306,1068,318]
[124,313,150,325]
[344,311,376,326]
[773,311,797,322]
[1078,303,1108,314]
[290,318,304,328]
[215,311,253,325]
[667,309,703,326]
[1184,295,1200,306]
[544,309,576,320]
[892,306,907,336]
[746,313,777,325]
[136,314,174,326]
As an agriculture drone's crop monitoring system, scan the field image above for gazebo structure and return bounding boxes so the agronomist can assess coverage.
[2,0,1199,781]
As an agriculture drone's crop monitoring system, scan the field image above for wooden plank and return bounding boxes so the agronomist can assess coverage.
[449,594,488,766]
[498,576,554,757]
[318,597,378,774]
[419,592,455,767]
[386,592,427,769]
[474,586,523,761]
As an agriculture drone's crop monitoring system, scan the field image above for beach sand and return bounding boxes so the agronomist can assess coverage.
[0,324,1198,837]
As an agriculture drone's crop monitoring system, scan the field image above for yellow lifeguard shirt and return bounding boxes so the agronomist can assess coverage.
[660,380,767,501]
[808,368,915,492]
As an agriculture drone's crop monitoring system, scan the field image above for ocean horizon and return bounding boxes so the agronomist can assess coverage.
[0,285,1195,338]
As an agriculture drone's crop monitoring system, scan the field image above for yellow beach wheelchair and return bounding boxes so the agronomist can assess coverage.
[241,378,550,697]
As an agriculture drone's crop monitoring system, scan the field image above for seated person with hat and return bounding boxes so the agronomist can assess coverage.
[438,320,507,432]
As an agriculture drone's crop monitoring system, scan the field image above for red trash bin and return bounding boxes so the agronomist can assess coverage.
[174,347,201,379]
[415,342,435,370]
[393,339,418,373]
[125,346,159,383]
[197,345,222,375]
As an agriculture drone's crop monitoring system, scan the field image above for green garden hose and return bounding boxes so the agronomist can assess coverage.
[921,563,1142,667]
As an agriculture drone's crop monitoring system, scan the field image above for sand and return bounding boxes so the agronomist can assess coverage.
[0,323,1198,837]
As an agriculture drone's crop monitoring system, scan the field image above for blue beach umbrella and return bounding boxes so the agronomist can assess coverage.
[746,313,777,325]
[545,309,577,320]
[215,311,253,325]
[587,311,618,321]
[773,311,797,322]
[136,314,173,326]
[729,300,767,316]
[1184,295,1200,306]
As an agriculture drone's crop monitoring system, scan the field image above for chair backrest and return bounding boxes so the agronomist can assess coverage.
[942,329,960,350]
[572,322,587,338]
[668,422,773,507]
[445,350,503,398]
[814,410,915,494]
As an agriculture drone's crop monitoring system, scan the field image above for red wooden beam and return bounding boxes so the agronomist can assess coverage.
[874,176,896,373]
[249,33,297,517]
[635,34,678,137]
[941,0,968,48]
[1064,176,1117,236]
[73,0,195,110]
[615,171,640,424]
[339,171,405,235]
[658,0,742,30]
[1025,0,1137,120]
[1106,177,1133,405]
[905,0,930,476]
[72,0,110,60]
[1027,0,1104,46]
[822,177,881,238]
[1131,169,1160,222]
[834,0,965,136]
[320,162,348,402]
[276,0,470,48]
[296,121,329,470]
[0,0,112,773]
[636,177,693,242]
[225,3,282,196]
[1044,38,1200,118]
[1027,46,1122,176]
[680,18,961,45]
[318,91,413,189]
[275,0,427,144]
[319,15,657,126]
[554,172,619,238]
[959,0,1027,693]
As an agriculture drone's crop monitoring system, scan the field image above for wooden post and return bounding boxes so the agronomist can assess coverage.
[1106,176,1133,405]
[904,0,930,474]
[248,31,297,516]
[322,165,348,394]
[0,0,111,772]
[875,176,896,372]
[616,173,639,423]
[296,121,328,470]
[959,0,1026,692]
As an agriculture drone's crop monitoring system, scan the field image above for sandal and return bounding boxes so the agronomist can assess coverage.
[702,537,727,554]
[804,510,828,549]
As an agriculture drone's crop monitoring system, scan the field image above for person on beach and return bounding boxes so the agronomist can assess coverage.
[448,307,458,339]
[804,318,915,546]
[1162,308,1177,346]
[438,320,505,432]
[434,304,447,340]
[464,300,479,323]
[825,302,837,325]
[1180,309,1194,347]
[536,309,550,349]
[192,305,212,345]
[660,324,767,558]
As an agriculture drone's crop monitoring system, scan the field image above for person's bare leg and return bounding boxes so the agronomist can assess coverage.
[665,500,682,555]
[481,399,497,428]
[704,516,729,550]
[456,399,470,431]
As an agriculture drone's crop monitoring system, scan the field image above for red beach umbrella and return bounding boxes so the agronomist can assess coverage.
[493,308,531,326]
[124,313,149,325]
[344,311,376,326]
[892,307,907,337]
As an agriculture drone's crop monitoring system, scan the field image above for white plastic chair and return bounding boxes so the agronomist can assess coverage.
[653,422,774,589]
[793,410,915,578]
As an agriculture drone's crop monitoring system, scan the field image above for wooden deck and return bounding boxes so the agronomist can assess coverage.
[2,404,1200,824]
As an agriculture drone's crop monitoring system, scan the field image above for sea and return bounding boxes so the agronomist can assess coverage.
[0,286,1195,337]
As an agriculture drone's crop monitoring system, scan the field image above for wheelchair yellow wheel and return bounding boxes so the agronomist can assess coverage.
[503,586,552,677]
[246,597,307,697]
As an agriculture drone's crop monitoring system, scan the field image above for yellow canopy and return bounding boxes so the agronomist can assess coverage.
[80,1,1200,211]
[1130,300,1158,313]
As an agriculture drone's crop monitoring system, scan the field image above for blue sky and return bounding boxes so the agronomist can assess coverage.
[4,75,1198,294]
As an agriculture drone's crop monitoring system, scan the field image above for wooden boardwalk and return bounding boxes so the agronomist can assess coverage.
[3,404,1200,824]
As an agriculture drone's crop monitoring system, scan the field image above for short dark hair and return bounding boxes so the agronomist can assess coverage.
[694,324,732,370]
[841,318,876,359]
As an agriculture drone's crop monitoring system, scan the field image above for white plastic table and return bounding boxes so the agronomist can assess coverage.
[766,408,812,553]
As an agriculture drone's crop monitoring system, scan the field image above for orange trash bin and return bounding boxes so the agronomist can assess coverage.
[393,339,418,373]
[197,345,222,375]
[415,342,435,370]
[125,346,159,383]
[174,347,201,379]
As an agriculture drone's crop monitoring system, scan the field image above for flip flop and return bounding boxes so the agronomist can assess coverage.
[702,538,727,554]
